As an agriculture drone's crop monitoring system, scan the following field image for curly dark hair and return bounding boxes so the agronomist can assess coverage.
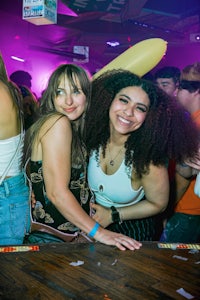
[85,69,199,177]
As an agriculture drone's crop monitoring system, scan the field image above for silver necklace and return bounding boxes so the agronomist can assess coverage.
[108,144,124,166]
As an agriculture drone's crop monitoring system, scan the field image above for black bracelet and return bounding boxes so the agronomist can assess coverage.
[111,206,121,223]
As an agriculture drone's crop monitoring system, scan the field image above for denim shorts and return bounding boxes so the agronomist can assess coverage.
[160,212,200,243]
[0,172,31,245]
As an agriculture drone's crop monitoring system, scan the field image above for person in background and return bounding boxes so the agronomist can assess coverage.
[10,71,39,130]
[0,54,30,245]
[20,85,39,130]
[154,66,181,233]
[154,66,180,97]
[85,69,199,241]
[10,70,32,90]
[24,63,141,251]
[161,62,200,243]
[176,146,200,179]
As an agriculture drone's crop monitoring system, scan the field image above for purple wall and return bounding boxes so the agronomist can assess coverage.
[0,10,199,97]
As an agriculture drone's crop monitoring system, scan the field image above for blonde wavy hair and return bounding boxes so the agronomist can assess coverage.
[181,62,200,82]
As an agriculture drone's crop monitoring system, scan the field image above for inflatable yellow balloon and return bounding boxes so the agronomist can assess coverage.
[93,38,167,79]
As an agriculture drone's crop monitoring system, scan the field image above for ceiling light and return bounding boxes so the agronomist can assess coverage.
[11,56,25,62]
[195,34,200,41]
[106,41,120,47]
[190,33,200,42]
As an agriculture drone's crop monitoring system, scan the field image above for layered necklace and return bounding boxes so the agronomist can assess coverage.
[107,143,124,166]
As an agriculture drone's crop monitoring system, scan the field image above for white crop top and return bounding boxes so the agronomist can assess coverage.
[0,132,24,177]
[88,151,145,208]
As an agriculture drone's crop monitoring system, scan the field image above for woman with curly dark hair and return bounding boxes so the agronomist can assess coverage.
[85,69,199,241]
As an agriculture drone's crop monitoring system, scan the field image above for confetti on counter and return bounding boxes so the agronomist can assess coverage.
[69,260,84,266]
[158,243,200,250]
[173,255,188,261]
[176,288,194,299]
[0,245,39,253]
[188,249,199,254]
[103,294,112,300]
[111,259,118,266]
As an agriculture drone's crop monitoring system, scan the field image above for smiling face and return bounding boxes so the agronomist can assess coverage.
[53,74,87,121]
[109,86,150,137]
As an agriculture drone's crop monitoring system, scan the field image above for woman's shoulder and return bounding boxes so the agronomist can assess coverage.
[0,81,20,137]
[41,113,70,131]
[35,113,70,143]
[0,80,15,108]
[31,113,71,158]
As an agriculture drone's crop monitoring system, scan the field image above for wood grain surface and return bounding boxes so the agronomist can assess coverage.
[0,241,199,300]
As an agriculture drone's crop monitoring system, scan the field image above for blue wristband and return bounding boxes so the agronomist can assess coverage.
[88,222,100,238]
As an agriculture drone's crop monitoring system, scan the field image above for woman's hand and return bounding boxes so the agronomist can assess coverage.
[31,191,36,208]
[90,204,142,250]
[184,147,200,172]
[90,203,112,228]
[176,163,199,178]
[95,227,142,251]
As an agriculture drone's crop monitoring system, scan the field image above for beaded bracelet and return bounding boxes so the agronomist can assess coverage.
[88,222,100,238]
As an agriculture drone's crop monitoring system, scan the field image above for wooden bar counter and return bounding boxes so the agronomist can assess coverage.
[0,241,199,300]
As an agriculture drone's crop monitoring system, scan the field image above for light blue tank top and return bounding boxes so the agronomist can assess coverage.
[88,151,145,208]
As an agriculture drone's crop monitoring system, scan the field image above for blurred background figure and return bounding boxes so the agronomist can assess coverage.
[153,66,181,236]
[10,70,39,130]
[20,85,39,130]
[10,70,32,90]
[161,62,200,243]
[154,66,181,97]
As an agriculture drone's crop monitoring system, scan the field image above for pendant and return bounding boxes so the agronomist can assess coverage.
[80,188,89,204]
[110,160,114,166]
[99,185,103,192]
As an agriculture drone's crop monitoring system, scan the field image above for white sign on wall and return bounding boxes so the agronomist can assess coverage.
[73,46,89,63]
[23,0,57,25]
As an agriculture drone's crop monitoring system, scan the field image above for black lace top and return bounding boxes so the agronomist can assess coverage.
[30,160,90,235]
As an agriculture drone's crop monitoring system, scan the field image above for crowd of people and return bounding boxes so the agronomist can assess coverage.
[160,62,200,242]
[0,52,200,248]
